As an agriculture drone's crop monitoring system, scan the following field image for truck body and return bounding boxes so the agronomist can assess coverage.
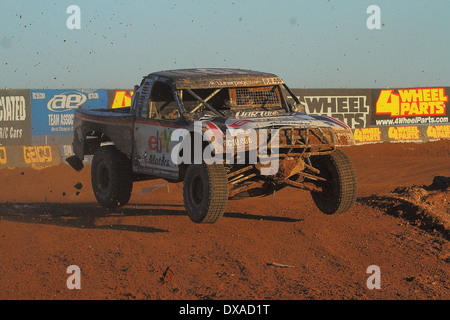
[69,68,357,223]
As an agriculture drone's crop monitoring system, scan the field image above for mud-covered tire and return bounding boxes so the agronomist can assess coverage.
[183,163,228,223]
[309,149,357,214]
[91,146,133,208]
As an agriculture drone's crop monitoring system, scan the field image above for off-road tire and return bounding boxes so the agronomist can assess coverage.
[309,149,357,214]
[183,163,228,223]
[91,146,133,208]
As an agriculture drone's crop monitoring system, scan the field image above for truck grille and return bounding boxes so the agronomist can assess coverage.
[275,127,336,156]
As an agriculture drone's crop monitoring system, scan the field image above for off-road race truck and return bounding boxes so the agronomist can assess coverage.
[67,68,357,223]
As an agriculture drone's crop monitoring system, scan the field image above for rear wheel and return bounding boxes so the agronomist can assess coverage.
[309,149,357,214]
[183,163,228,223]
[91,146,133,208]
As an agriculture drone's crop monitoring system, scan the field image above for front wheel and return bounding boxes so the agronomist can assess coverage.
[309,149,357,214]
[183,163,228,223]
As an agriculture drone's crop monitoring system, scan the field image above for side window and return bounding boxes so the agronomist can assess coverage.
[148,82,179,120]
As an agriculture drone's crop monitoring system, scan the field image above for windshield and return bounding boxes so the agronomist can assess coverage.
[179,85,291,117]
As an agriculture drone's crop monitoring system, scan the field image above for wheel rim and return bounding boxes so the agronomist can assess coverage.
[317,166,334,200]
[191,175,204,205]
[310,150,357,215]
[97,163,110,192]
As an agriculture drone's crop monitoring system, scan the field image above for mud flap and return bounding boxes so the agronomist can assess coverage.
[66,155,84,172]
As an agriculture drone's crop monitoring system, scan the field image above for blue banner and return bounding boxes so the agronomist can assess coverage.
[31,89,107,136]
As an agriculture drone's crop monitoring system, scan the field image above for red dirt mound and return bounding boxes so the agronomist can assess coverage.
[360,176,450,239]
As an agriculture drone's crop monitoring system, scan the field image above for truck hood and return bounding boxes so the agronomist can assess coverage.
[198,112,351,131]
[196,112,355,146]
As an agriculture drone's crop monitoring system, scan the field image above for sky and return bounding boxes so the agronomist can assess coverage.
[0,0,449,89]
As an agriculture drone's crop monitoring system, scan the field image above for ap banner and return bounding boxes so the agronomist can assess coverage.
[31,89,107,136]
[371,87,450,127]
[291,89,372,129]
[0,89,32,146]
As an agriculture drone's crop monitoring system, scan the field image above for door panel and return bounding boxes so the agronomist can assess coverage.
[132,79,183,180]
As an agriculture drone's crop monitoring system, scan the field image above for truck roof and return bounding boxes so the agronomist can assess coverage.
[147,68,285,89]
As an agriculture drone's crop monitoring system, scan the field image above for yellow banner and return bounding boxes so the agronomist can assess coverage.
[427,125,450,139]
[376,88,448,117]
[353,128,382,143]
[388,126,420,140]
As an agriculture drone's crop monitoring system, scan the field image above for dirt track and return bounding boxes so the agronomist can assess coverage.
[0,140,449,300]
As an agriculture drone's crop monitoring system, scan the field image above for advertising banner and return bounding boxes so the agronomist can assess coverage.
[31,89,107,136]
[0,89,32,146]
[0,145,61,169]
[353,125,450,144]
[0,86,442,153]
[426,124,450,140]
[371,87,450,127]
[353,127,383,144]
[107,89,133,109]
[291,89,372,129]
